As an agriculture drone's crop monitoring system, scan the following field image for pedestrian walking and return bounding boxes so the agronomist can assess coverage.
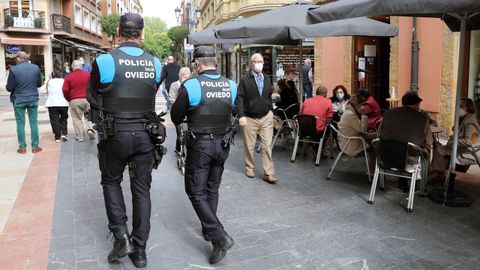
[63,60,95,142]
[62,61,70,78]
[6,51,43,154]
[87,13,162,268]
[45,69,69,143]
[78,56,91,72]
[169,67,191,154]
[171,46,237,264]
[237,53,278,184]
[160,55,180,110]
[302,58,313,100]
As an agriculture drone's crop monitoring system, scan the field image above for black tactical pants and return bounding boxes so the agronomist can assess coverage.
[98,131,154,248]
[185,137,229,244]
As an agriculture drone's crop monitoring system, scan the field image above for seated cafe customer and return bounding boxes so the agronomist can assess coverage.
[276,78,299,119]
[337,95,371,157]
[429,98,480,182]
[378,91,432,189]
[299,85,333,136]
[358,88,382,131]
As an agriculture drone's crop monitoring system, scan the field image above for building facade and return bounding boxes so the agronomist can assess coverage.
[100,0,143,49]
[0,0,143,93]
[195,0,314,82]
[0,0,104,93]
[194,0,478,134]
[197,0,296,30]
[313,17,476,134]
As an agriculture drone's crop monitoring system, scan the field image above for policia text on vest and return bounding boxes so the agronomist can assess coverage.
[119,58,156,79]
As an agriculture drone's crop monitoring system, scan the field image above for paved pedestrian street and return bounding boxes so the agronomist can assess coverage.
[2,101,480,269]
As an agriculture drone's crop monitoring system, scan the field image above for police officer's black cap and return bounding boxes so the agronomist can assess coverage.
[194,46,215,59]
[120,13,144,30]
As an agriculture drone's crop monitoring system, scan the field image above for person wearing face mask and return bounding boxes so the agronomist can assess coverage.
[429,98,480,182]
[237,53,277,184]
[330,85,351,123]
[330,85,350,113]
[378,91,432,190]
[78,57,91,73]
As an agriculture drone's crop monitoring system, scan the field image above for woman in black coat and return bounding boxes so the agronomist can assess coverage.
[276,79,299,119]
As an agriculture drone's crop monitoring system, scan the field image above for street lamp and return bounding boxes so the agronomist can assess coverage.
[195,7,201,24]
[174,6,181,23]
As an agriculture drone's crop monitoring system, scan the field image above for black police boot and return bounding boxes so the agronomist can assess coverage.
[129,246,147,268]
[202,228,211,242]
[209,235,234,264]
[107,233,134,264]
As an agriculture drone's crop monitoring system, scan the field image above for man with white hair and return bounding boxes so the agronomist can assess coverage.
[237,53,277,184]
[169,66,192,154]
[62,59,95,141]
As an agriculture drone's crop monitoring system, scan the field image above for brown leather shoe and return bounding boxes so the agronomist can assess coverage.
[32,147,43,153]
[245,168,255,178]
[17,148,26,154]
[263,174,277,184]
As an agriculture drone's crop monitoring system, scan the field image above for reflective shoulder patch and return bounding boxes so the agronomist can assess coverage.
[228,79,238,104]
[154,57,162,84]
[183,78,201,107]
[96,54,115,84]
[119,46,143,56]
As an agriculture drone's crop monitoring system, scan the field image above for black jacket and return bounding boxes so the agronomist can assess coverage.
[160,62,180,90]
[236,72,273,118]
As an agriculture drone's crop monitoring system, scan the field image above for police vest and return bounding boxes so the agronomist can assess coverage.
[187,74,233,134]
[101,49,157,118]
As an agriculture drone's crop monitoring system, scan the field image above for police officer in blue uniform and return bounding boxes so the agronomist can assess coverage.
[171,46,237,264]
[87,13,162,268]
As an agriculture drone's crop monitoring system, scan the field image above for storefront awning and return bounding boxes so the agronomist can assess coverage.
[0,36,50,45]
[52,37,103,53]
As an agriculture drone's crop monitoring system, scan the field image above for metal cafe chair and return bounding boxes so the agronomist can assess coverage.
[367,139,426,212]
[290,114,329,166]
[326,123,371,182]
[271,103,299,148]
[256,103,299,152]
[467,141,480,168]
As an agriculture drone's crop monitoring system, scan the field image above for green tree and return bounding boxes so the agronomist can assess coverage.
[140,17,171,59]
[141,32,171,59]
[167,25,189,63]
[100,14,120,48]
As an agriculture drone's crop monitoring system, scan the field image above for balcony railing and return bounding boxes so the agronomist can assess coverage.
[3,8,45,30]
[51,14,71,33]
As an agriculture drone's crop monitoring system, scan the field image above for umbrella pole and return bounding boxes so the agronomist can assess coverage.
[428,16,474,207]
[299,39,304,108]
[238,44,242,82]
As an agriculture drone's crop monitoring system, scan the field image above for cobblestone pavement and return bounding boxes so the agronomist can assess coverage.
[2,94,480,269]
[45,122,480,270]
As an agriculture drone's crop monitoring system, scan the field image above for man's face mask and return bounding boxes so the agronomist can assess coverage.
[254,63,263,73]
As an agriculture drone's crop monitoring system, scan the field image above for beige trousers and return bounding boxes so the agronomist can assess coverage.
[70,98,92,140]
[241,111,275,175]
